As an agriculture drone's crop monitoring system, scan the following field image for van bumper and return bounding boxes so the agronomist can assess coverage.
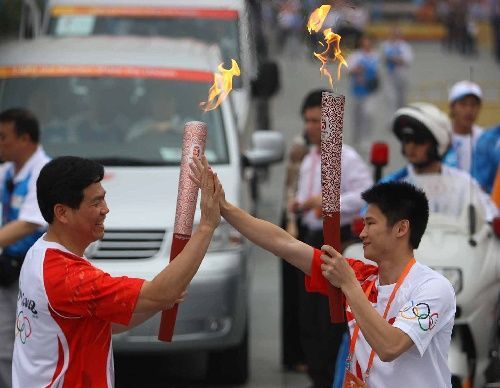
[111,249,248,353]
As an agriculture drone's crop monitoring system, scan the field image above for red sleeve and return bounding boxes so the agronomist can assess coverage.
[43,248,145,325]
[305,248,329,295]
[305,248,378,295]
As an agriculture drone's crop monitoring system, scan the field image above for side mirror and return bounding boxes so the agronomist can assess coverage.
[251,61,280,99]
[370,142,389,182]
[243,130,284,168]
[19,0,42,39]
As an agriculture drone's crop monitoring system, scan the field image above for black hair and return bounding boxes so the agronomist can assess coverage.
[362,181,429,249]
[37,156,104,223]
[301,89,330,116]
[0,108,40,143]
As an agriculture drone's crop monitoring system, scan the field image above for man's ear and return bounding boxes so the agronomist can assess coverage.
[53,204,70,224]
[395,219,410,238]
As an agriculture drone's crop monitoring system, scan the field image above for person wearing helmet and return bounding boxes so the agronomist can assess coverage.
[381,102,497,221]
[442,80,484,174]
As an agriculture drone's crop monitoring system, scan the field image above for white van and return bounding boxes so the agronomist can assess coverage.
[0,36,284,384]
[22,0,280,134]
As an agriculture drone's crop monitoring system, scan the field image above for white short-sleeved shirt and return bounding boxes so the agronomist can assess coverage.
[406,164,497,222]
[306,249,456,388]
[0,146,49,226]
[12,237,144,388]
[450,125,483,173]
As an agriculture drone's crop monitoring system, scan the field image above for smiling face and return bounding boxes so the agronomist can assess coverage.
[65,182,109,245]
[359,204,399,262]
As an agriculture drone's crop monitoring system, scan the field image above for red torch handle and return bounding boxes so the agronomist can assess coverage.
[158,233,190,342]
[323,213,345,323]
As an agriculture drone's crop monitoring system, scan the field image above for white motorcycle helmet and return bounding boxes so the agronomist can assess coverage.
[392,102,452,159]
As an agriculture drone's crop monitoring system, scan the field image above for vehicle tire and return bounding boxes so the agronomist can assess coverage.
[206,326,249,385]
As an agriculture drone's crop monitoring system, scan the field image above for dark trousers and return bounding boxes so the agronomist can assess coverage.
[281,212,306,368]
[281,218,356,386]
[298,227,348,388]
[0,254,23,288]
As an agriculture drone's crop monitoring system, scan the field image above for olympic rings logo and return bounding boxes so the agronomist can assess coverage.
[399,301,439,331]
[16,311,32,344]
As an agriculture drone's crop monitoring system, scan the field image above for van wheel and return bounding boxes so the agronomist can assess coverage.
[206,326,249,385]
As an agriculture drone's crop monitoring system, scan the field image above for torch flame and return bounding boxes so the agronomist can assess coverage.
[307,5,348,89]
[314,28,348,89]
[200,59,240,112]
[307,4,331,34]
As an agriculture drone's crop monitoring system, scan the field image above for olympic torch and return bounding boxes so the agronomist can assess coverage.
[320,91,345,323]
[158,121,207,342]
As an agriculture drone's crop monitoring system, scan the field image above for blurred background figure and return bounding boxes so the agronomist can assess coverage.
[381,26,413,115]
[69,80,130,143]
[443,0,468,54]
[275,0,302,56]
[346,34,381,152]
[280,134,308,374]
[492,0,500,62]
[27,87,68,144]
[382,102,497,220]
[335,0,370,48]
[126,89,183,142]
[443,80,484,174]
[0,108,50,388]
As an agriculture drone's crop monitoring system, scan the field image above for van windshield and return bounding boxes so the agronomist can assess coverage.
[0,74,229,166]
[48,13,241,67]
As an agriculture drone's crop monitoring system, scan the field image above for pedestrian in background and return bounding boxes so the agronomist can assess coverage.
[276,0,302,56]
[346,35,381,151]
[381,26,413,115]
[280,134,308,373]
[290,90,372,388]
[0,108,50,388]
[443,80,484,174]
[382,102,497,221]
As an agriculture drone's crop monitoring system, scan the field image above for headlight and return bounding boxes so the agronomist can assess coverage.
[194,221,243,252]
[430,267,462,294]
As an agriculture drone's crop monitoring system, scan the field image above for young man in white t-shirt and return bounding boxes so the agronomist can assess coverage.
[191,156,456,387]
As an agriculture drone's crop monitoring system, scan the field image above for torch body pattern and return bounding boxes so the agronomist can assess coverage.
[320,92,345,323]
[320,93,344,216]
[174,121,208,236]
[158,121,207,342]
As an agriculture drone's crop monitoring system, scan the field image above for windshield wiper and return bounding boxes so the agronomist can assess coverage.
[90,157,177,166]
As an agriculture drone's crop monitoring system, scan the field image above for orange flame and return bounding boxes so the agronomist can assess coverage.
[307,5,348,89]
[200,59,240,112]
[307,4,331,33]
[314,28,348,89]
